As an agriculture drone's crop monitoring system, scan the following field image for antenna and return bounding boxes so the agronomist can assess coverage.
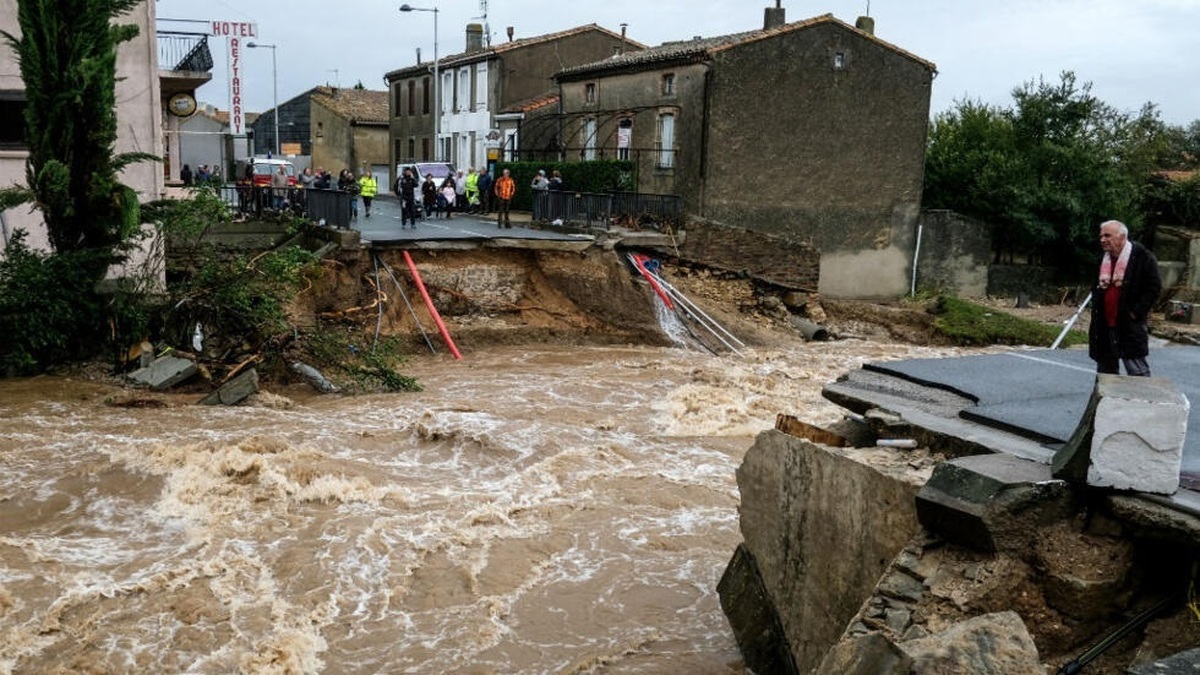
[478,0,491,46]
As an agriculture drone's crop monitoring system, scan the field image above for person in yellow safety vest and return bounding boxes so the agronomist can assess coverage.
[357,170,378,218]
[464,167,480,213]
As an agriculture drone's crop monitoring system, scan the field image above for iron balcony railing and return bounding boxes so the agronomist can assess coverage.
[532,190,682,230]
[157,31,213,73]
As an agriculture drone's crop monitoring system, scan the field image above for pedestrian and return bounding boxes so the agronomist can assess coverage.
[549,169,565,191]
[398,168,419,228]
[358,170,378,218]
[338,168,359,218]
[476,168,493,214]
[180,164,193,187]
[270,165,289,210]
[494,168,515,228]
[465,167,479,213]
[315,168,331,190]
[1088,219,1162,376]
[454,170,467,211]
[197,164,210,183]
[422,173,438,218]
[530,169,549,192]
[298,167,316,189]
[440,178,457,219]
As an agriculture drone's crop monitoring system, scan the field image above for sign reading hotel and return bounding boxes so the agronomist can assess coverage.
[210,21,259,136]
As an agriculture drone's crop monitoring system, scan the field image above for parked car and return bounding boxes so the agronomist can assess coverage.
[236,157,296,188]
[397,162,455,208]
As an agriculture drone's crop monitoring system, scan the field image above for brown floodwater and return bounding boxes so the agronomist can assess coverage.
[0,340,972,674]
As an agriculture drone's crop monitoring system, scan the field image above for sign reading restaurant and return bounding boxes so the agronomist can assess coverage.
[210,21,259,136]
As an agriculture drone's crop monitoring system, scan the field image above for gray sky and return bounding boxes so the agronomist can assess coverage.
[155,0,1200,127]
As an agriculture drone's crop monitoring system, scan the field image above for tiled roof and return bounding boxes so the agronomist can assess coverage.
[557,14,935,79]
[310,86,390,125]
[500,92,559,115]
[1157,170,1199,182]
[385,24,645,80]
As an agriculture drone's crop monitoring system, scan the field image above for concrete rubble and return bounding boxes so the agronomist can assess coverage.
[127,354,197,390]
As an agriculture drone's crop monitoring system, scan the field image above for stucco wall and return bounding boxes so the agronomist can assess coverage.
[914,210,990,297]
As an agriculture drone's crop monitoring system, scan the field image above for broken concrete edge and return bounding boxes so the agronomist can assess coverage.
[716,544,799,675]
[198,368,259,406]
[126,354,199,391]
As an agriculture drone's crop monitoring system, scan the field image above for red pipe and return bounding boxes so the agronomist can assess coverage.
[632,253,674,309]
[402,250,463,360]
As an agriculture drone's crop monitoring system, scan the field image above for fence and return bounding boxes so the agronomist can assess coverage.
[532,190,682,230]
[217,186,356,229]
[156,31,213,72]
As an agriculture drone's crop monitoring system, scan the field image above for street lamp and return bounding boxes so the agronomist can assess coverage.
[399,3,439,161]
[246,41,279,156]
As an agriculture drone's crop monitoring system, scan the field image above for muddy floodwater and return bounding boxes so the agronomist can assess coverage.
[0,341,973,673]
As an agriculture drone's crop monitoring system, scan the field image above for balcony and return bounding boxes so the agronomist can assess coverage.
[157,31,213,95]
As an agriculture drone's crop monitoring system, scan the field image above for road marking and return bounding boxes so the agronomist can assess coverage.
[1004,351,1096,374]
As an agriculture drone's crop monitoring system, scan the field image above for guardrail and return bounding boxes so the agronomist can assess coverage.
[157,31,213,72]
[532,190,682,230]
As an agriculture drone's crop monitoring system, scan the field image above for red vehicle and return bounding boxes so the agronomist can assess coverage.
[236,157,296,187]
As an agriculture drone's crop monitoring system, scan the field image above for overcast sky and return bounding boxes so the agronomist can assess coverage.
[155,0,1200,127]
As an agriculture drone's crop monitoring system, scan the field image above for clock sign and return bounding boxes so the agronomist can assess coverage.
[168,92,197,117]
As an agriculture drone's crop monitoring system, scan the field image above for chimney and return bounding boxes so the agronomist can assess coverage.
[764,1,785,30]
[855,15,875,35]
[415,47,422,65]
[466,23,484,52]
[506,26,514,42]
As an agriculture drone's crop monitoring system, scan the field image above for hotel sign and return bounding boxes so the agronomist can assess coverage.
[210,22,259,136]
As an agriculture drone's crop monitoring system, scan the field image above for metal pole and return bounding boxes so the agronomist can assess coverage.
[433,8,439,161]
[270,45,279,156]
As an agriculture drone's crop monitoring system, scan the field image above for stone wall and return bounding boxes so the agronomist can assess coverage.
[645,221,821,292]
[915,210,990,297]
[721,430,926,672]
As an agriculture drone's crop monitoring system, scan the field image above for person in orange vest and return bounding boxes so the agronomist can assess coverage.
[494,168,516,228]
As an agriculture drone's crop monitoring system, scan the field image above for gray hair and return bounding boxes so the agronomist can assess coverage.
[1099,219,1128,236]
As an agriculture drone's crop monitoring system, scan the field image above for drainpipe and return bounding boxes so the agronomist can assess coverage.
[910,220,923,296]
[698,63,713,214]
[1,210,8,247]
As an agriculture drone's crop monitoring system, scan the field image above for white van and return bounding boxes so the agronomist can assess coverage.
[397,162,455,207]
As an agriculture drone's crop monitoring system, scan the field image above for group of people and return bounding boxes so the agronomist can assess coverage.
[178,163,219,187]
[395,167,517,228]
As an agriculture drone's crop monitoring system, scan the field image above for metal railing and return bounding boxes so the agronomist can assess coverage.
[157,31,213,72]
[532,190,682,230]
[216,186,356,229]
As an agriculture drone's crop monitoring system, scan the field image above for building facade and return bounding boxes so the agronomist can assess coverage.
[309,87,390,182]
[555,11,936,297]
[1,0,166,254]
[384,24,642,186]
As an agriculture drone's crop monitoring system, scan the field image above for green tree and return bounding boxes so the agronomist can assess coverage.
[924,72,1169,276]
[0,0,155,373]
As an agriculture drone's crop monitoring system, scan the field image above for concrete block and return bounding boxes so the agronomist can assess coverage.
[814,632,912,675]
[1128,646,1200,674]
[1087,375,1188,495]
[717,544,798,675]
[198,368,259,406]
[916,453,1075,552]
[128,355,198,390]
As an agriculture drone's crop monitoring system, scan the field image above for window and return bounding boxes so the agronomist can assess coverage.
[458,70,470,112]
[421,138,431,161]
[316,122,324,139]
[582,118,597,161]
[0,91,28,150]
[408,138,415,160]
[585,82,596,104]
[833,51,846,70]
[393,84,402,117]
[616,118,632,160]
[442,71,452,114]
[661,73,675,96]
[422,78,430,114]
[655,112,675,168]
[475,63,488,112]
[408,81,416,115]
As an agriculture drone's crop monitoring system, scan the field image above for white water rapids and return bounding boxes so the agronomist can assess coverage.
[0,341,973,673]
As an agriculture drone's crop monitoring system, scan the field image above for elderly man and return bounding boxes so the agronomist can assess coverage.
[1088,219,1161,376]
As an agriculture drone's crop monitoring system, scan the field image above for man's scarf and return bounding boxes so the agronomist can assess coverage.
[1099,240,1132,288]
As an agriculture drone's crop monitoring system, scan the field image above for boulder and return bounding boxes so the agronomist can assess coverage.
[815,632,912,675]
[899,611,1041,673]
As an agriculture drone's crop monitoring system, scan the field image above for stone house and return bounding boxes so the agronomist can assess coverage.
[554,9,937,298]
[1,0,166,255]
[383,24,643,187]
[309,87,390,181]
[248,86,390,186]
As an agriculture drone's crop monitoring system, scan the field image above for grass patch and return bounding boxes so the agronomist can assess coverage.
[931,295,1088,347]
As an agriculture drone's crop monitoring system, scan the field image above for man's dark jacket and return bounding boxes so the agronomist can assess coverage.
[1088,240,1161,361]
